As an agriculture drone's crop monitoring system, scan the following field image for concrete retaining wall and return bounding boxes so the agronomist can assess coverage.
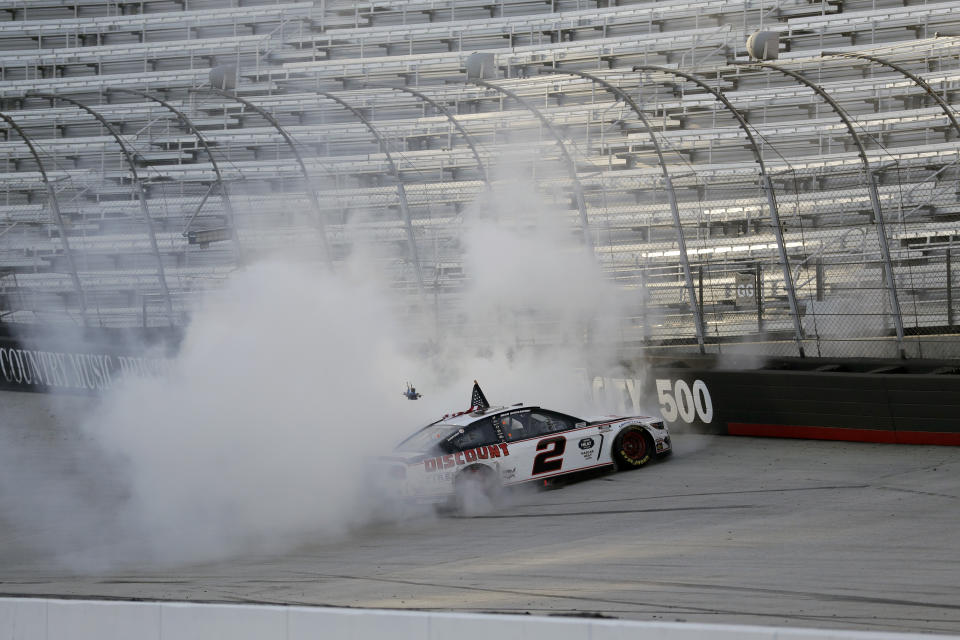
[1,598,955,640]
[594,365,960,444]
[3,320,960,446]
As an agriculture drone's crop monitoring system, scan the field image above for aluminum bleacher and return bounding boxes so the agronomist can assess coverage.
[0,3,315,41]
[0,0,958,358]
[0,68,211,97]
[0,35,272,75]
[265,26,744,87]
[280,0,835,63]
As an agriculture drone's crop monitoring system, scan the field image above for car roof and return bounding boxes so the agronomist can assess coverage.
[436,404,537,426]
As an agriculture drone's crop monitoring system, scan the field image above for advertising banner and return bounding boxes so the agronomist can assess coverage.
[0,324,179,394]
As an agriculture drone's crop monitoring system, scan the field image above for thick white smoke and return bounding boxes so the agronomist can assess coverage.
[3,175,634,570]
[74,261,419,567]
[413,170,627,418]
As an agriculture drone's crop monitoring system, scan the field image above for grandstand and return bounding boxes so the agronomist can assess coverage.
[1,0,959,359]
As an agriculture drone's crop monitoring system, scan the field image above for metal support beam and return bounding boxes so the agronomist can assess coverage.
[390,86,490,186]
[822,51,960,139]
[948,247,954,328]
[183,183,217,237]
[739,62,906,358]
[312,91,425,294]
[197,88,334,272]
[0,111,88,325]
[539,66,706,353]
[470,78,596,257]
[634,64,806,357]
[111,88,244,265]
[31,93,174,326]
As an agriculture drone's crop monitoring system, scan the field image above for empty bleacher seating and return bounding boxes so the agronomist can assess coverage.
[0,0,958,359]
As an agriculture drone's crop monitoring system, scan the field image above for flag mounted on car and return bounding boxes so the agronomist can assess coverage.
[470,380,490,411]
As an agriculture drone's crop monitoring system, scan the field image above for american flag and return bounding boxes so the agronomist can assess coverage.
[470,380,490,411]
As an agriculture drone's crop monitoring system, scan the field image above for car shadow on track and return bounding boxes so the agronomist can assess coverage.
[440,457,675,518]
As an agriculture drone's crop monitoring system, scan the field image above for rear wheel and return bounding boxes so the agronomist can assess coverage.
[453,465,500,516]
[612,425,653,470]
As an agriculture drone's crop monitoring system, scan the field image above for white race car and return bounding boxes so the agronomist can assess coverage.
[380,382,671,511]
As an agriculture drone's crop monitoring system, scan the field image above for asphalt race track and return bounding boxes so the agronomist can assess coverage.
[1,394,959,634]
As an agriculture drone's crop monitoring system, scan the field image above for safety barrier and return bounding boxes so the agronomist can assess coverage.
[594,356,960,445]
[3,323,960,446]
[0,597,955,640]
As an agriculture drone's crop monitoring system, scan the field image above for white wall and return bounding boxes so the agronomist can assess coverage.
[1,598,954,640]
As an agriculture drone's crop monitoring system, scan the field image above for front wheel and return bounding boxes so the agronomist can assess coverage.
[612,425,653,470]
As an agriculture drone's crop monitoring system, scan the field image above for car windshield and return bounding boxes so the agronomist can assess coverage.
[395,423,460,452]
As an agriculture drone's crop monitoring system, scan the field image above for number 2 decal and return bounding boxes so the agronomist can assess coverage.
[532,436,566,475]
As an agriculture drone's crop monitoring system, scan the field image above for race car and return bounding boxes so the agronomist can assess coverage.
[379,381,671,512]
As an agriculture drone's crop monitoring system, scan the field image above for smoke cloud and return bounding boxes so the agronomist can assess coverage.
[1,175,637,570]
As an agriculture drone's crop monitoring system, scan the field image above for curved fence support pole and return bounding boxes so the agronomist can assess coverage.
[197,88,334,272]
[0,111,88,325]
[633,64,807,357]
[537,66,707,354]
[822,51,960,139]
[739,62,906,358]
[313,91,425,294]
[390,86,490,186]
[112,88,244,265]
[31,93,174,326]
[470,78,596,258]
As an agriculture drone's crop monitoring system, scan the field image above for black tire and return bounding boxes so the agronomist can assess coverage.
[453,465,501,516]
[612,425,654,470]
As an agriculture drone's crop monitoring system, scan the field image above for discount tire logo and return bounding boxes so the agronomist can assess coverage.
[655,379,713,424]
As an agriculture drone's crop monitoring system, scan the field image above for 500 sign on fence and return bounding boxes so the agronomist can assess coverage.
[655,379,713,424]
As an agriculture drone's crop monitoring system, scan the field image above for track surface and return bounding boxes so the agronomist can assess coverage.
[1,394,959,634]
